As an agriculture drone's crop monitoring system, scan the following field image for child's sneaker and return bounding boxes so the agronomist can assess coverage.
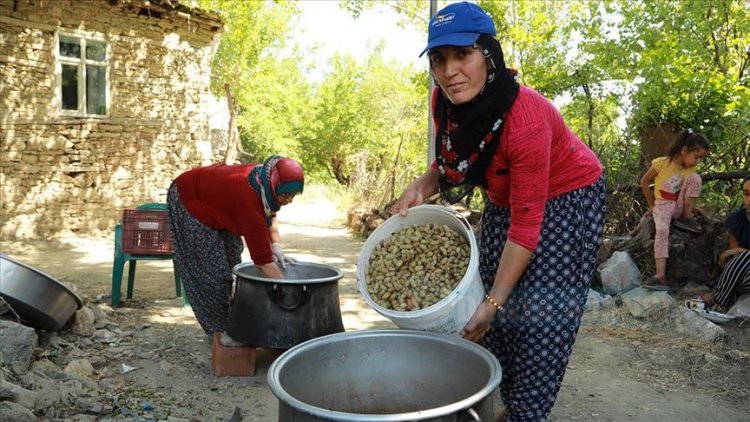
[686,297,729,314]
[672,218,703,234]
[685,298,706,311]
[642,276,673,292]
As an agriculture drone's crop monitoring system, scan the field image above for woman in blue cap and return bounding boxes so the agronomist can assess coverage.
[167,156,304,345]
[392,2,606,420]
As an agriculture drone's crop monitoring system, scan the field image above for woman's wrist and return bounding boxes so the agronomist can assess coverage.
[485,294,504,312]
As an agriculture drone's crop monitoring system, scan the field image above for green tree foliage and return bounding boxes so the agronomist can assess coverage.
[479,1,575,97]
[195,0,298,90]
[341,0,429,27]
[235,55,313,162]
[198,0,748,228]
[193,0,306,162]
[588,0,750,221]
[479,0,750,229]
[605,0,749,165]
[301,45,428,207]
[192,0,428,208]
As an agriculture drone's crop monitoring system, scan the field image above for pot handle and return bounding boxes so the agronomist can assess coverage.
[464,408,482,421]
[270,284,310,311]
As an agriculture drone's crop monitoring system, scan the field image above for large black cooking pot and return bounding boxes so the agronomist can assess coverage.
[227,262,345,349]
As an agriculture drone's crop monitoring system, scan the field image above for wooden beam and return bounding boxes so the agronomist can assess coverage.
[125,1,223,32]
[0,15,58,31]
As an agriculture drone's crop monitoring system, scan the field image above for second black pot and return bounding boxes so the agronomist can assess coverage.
[227,262,345,349]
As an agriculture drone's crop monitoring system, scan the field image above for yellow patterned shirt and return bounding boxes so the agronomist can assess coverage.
[652,156,696,201]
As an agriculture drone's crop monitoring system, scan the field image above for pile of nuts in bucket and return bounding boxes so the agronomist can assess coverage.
[366,223,470,311]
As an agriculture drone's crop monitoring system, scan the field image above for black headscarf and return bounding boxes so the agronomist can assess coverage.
[433,34,520,204]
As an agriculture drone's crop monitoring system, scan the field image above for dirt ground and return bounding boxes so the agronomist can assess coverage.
[1,196,748,421]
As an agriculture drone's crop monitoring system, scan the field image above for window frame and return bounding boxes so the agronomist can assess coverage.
[54,31,111,117]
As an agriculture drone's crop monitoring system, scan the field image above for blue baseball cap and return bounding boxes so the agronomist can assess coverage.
[419,2,496,57]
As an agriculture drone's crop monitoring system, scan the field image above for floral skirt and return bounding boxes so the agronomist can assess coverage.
[479,176,606,421]
[167,183,243,335]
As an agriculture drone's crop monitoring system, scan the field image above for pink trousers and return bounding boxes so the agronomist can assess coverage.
[652,173,702,258]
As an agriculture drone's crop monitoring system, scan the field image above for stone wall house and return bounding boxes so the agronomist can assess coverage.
[0,0,224,239]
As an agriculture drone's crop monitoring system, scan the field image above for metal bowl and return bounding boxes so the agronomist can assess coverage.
[0,253,83,330]
[268,329,502,421]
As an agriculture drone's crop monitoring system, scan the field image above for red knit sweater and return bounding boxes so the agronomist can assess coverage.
[174,163,274,265]
[434,86,603,251]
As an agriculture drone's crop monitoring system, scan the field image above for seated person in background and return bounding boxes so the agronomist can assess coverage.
[696,176,750,312]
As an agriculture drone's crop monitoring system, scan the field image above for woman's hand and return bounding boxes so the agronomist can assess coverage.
[719,248,746,266]
[460,300,497,344]
[390,168,440,216]
[390,187,424,216]
[462,241,530,343]
[271,243,297,269]
[258,261,284,279]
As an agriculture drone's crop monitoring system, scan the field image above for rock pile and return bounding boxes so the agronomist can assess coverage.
[0,294,200,421]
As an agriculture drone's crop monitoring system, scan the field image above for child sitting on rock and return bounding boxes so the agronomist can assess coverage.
[640,129,710,291]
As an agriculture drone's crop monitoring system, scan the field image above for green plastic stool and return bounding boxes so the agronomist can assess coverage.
[111,203,188,307]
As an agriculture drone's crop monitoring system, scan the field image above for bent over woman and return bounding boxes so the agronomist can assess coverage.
[167,156,303,343]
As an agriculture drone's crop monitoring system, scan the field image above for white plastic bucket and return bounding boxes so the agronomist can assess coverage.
[356,204,485,336]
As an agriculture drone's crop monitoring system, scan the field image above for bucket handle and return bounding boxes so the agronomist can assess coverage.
[270,284,310,312]
[451,210,474,236]
[464,408,482,421]
[450,208,473,233]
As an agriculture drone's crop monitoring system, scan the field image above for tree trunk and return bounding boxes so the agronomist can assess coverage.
[330,155,350,186]
[387,135,404,203]
[224,83,239,165]
[640,122,677,170]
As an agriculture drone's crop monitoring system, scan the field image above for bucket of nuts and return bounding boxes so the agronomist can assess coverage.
[356,204,485,336]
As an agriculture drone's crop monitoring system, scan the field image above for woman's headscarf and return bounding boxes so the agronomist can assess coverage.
[248,155,304,226]
[432,34,520,204]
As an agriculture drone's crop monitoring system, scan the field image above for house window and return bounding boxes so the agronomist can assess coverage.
[57,34,108,116]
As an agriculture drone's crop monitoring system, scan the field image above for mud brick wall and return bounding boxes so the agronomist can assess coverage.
[0,0,223,238]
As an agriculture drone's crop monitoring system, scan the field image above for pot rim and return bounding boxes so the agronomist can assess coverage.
[0,253,83,309]
[267,329,502,421]
[232,261,343,285]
